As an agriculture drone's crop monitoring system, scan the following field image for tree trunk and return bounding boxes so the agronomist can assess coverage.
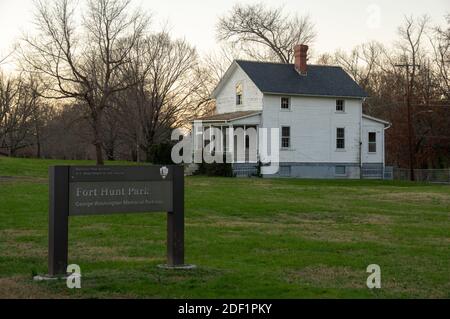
[36,142,41,158]
[92,114,104,165]
[95,142,104,165]
[36,129,41,158]
[106,146,115,161]
[145,130,156,162]
[146,146,152,163]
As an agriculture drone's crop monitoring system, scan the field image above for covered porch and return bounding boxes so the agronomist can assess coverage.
[193,111,262,176]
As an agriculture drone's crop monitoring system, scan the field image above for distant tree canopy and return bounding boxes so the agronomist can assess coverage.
[0,1,448,169]
[14,0,210,163]
[217,3,316,63]
[21,0,150,164]
[316,15,450,168]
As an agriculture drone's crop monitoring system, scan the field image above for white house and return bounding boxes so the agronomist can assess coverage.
[194,45,390,179]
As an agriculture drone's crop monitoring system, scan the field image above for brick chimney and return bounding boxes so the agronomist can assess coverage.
[294,44,308,75]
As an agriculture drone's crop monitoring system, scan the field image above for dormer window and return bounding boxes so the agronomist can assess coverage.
[281,97,290,110]
[236,83,243,106]
[336,99,345,112]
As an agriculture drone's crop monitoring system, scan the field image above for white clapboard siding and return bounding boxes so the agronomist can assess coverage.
[262,95,363,164]
[215,66,263,114]
[362,117,385,164]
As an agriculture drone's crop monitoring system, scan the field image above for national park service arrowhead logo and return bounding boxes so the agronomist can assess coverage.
[160,166,169,179]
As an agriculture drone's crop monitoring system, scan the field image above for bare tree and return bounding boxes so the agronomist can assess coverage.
[0,51,14,66]
[217,3,316,63]
[0,73,17,154]
[25,74,53,158]
[202,44,241,86]
[315,53,335,65]
[430,14,450,99]
[334,41,385,90]
[0,73,36,156]
[42,103,93,159]
[21,0,150,164]
[195,45,244,115]
[395,15,429,179]
[101,103,124,161]
[113,32,206,161]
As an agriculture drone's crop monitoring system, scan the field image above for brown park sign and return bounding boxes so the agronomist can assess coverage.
[46,165,186,277]
[68,166,174,215]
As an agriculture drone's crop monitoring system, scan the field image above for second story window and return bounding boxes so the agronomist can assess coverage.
[236,83,243,106]
[368,132,377,153]
[281,97,290,110]
[281,126,291,148]
[336,99,345,112]
[336,127,345,149]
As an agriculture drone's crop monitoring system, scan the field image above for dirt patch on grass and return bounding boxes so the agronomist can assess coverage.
[281,212,395,243]
[208,219,269,228]
[1,228,42,238]
[279,211,392,225]
[286,265,365,289]
[372,192,450,205]
[70,245,121,261]
[278,214,392,243]
[69,244,163,263]
[352,214,392,225]
[0,229,46,258]
[0,176,47,184]
[106,255,161,262]
[276,213,394,243]
[0,277,68,299]
[195,215,394,244]
[289,225,390,243]
[285,266,448,297]
[1,241,46,258]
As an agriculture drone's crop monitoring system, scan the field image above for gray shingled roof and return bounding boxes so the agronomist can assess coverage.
[236,60,368,98]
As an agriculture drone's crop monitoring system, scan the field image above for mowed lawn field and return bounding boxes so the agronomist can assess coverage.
[0,157,449,298]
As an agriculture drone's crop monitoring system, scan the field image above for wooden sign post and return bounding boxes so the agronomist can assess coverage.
[45,165,190,278]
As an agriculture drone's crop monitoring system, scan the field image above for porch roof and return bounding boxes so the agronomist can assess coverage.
[195,111,261,123]
[362,114,391,126]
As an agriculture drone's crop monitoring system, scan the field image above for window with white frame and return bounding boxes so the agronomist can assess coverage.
[368,132,377,153]
[281,97,290,110]
[336,128,345,149]
[236,83,243,105]
[281,126,290,148]
[336,99,345,112]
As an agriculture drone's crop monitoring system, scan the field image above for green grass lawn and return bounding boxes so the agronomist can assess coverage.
[0,156,449,298]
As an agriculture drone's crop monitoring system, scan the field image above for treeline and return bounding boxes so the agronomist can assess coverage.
[0,2,449,168]
[1,0,213,163]
[316,16,450,169]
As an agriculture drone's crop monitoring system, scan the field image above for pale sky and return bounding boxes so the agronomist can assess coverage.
[0,0,448,71]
